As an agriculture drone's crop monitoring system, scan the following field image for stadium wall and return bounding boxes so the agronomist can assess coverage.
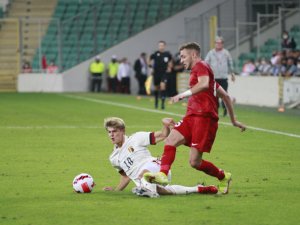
[18,73,63,92]
[228,77,300,107]
[17,73,300,108]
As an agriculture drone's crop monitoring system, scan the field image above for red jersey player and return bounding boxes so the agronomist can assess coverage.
[144,42,246,194]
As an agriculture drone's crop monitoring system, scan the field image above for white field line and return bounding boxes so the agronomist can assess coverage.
[62,94,300,139]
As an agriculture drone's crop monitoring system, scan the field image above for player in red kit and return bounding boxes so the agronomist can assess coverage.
[144,42,246,194]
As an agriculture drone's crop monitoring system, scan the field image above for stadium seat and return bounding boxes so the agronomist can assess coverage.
[0,7,3,18]
[33,0,203,71]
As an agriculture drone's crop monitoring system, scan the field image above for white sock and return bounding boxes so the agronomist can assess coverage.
[164,185,198,195]
[140,178,158,193]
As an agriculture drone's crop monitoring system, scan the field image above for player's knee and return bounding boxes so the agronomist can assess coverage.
[165,131,184,146]
[165,136,179,146]
[189,159,200,169]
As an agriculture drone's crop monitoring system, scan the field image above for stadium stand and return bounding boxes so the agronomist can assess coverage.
[0,0,57,91]
[238,25,300,73]
[32,0,201,72]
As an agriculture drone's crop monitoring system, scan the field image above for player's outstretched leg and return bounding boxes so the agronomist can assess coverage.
[162,184,218,195]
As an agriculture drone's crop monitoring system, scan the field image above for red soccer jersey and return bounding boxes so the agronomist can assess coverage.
[186,60,219,120]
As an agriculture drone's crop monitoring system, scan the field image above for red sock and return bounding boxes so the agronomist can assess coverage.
[197,160,225,180]
[198,185,218,194]
[160,145,176,175]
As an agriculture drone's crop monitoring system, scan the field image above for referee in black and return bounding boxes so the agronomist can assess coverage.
[149,40,172,109]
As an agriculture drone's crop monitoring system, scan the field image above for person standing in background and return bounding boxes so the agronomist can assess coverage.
[47,60,59,74]
[117,57,131,94]
[205,36,235,116]
[107,55,119,93]
[134,52,148,95]
[89,56,105,92]
[149,41,172,110]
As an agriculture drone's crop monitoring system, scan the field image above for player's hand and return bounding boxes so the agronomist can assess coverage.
[162,118,175,129]
[231,73,236,82]
[170,94,183,103]
[103,186,114,191]
[233,120,246,132]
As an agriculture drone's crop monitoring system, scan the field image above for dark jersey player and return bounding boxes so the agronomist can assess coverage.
[144,42,246,194]
[149,41,172,109]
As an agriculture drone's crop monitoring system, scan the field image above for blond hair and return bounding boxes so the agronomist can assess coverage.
[104,117,125,130]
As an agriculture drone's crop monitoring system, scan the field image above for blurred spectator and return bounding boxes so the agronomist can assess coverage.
[283,57,297,77]
[89,56,105,92]
[254,59,260,73]
[270,51,282,66]
[42,55,47,71]
[134,52,148,95]
[167,53,183,97]
[107,55,119,93]
[257,58,272,76]
[295,58,300,76]
[293,50,300,60]
[205,36,235,116]
[241,60,256,76]
[166,58,177,97]
[22,61,32,73]
[271,56,286,76]
[117,57,131,94]
[47,61,59,74]
[281,31,297,51]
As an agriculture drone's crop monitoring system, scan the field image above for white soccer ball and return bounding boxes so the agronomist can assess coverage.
[72,173,95,193]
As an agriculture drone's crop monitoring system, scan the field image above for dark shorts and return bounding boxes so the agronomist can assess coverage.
[174,115,218,153]
[153,73,168,86]
[215,78,228,91]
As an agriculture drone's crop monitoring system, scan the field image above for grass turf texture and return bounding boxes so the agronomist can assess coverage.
[0,93,299,225]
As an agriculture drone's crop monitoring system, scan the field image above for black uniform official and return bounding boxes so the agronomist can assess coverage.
[150,41,172,109]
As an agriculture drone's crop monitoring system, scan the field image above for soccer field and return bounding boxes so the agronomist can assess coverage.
[0,93,299,225]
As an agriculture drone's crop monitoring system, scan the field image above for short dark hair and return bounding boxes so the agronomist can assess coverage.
[159,40,166,45]
[179,42,201,55]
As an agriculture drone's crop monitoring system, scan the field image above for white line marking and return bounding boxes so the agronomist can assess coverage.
[51,94,299,139]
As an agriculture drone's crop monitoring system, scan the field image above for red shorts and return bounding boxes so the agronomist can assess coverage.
[174,115,218,153]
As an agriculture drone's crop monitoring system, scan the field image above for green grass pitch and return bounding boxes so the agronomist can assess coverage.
[0,93,299,225]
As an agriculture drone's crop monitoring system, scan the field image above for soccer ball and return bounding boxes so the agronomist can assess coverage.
[72,173,95,193]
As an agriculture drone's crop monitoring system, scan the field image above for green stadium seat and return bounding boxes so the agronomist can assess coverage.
[0,7,3,18]
[291,25,300,32]
[67,5,78,13]
[114,4,125,13]
[34,0,203,71]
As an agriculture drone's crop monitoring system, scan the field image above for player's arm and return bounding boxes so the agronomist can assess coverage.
[216,86,246,132]
[114,171,131,191]
[171,75,209,103]
[103,170,131,191]
[153,118,175,143]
